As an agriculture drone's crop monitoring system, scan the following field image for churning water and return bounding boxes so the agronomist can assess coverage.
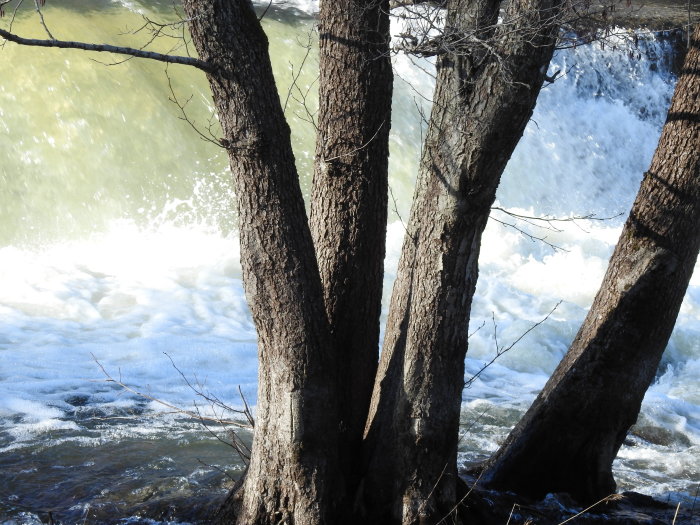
[0,1,697,523]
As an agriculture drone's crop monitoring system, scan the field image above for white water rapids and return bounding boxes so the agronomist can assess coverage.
[0,1,697,523]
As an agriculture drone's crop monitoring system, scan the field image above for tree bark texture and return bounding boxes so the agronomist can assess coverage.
[183,1,341,523]
[362,0,563,522]
[310,0,393,499]
[482,23,700,505]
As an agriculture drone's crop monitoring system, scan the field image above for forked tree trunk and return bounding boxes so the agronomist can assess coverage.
[182,1,342,523]
[362,0,563,522]
[482,23,700,505]
[310,0,392,499]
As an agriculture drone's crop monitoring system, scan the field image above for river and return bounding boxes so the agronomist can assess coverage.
[0,1,697,523]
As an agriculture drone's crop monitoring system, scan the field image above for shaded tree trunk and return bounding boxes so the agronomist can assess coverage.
[361,0,563,522]
[310,0,393,501]
[481,23,700,505]
[182,1,342,523]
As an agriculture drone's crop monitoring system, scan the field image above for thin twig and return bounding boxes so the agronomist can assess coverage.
[672,501,681,525]
[465,301,562,388]
[322,120,386,163]
[468,320,486,339]
[165,67,223,147]
[7,0,26,35]
[490,215,566,251]
[417,462,450,517]
[258,0,273,21]
[0,0,13,17]
[91,354,252,428]
[458,404,490,441]
[33,0,54,40]
[160,352,254,464]
[163,352,254,424]
[492,207,622,227]
[435,470,485,525]
[506,503,520,525]
[283,29,315,113]
[557,494,621,524]
[196,458,237,482]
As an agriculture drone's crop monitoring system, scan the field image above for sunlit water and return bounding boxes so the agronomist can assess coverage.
[0,1,698,523]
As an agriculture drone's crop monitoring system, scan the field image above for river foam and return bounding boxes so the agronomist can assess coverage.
[0,2,697,522]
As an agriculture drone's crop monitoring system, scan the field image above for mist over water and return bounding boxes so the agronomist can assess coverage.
[0,1,698,522]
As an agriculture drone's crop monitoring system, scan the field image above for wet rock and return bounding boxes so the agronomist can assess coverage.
[631,424,693,447]
[64,394,89,407]
[456,474,698,525]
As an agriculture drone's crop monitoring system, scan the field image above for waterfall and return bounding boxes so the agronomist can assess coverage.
[0,1,696,522]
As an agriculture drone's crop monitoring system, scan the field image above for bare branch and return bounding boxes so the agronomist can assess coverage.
[389,183,409,237]
[0,27,213,72]
[258,0,273,21]
[435,470,485,525]
[464,301,562,389]
[196,458,237,482]
[283,29,319,133]
[33,0,53,39]
[283,30,315,113]
[323,120,386,162]
[489,214,568,251]
[0,0,12,18]
[489,207,623,251]
[492,207,622,225]
[6,0,25,36]
[165,67,224,147]
[91,354,252,428]
[162,352,254,466]
[163,351,254,425]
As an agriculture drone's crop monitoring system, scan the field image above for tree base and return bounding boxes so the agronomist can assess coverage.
[212,474,245,525]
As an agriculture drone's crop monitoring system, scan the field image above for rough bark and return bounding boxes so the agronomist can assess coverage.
[481,23,700,505]
[362,0,563,522]
[182,1,341,523]
[310,0,393,500]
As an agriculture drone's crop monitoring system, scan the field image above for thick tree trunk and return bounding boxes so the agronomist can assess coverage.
[310,0,392,501]
[362,0,562,522]
[183,1,341,523]
[481,23,700,505]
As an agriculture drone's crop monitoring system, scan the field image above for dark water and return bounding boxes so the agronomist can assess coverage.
[1,418,249,524]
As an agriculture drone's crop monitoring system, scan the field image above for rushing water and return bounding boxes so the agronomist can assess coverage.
[1,1,698,523]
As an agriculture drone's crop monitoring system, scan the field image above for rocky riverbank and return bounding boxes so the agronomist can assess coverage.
[562,0,696,78]
[457,474,699,524]
[603,0,698,31]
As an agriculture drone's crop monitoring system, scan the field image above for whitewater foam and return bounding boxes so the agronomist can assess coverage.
[0,3,696,515]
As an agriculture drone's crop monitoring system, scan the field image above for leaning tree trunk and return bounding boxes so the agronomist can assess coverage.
[482,23,700,505]
[361,0,563,522]
[183,1,342,523]
[310,0,392,502]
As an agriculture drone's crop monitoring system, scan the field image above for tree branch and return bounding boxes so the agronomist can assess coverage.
[91,354,252,429]
[33,0,53,40]
[0,27,213,72]
[464,301,562,389]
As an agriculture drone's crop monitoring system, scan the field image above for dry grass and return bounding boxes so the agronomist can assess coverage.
[556,493,624,525]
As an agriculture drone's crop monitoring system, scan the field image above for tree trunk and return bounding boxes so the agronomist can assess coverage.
[361,0,563,522]
[481,23,700,505]
[183,1,341,523]
[310,0,392,501]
